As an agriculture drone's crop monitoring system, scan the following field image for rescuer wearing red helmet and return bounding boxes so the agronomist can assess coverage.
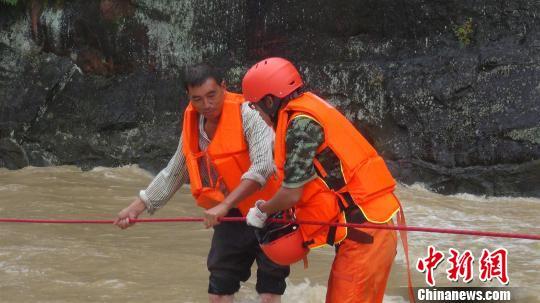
[243,57,400,303]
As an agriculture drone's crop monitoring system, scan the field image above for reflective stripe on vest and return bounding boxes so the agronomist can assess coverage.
[274,92,400,247]
[182,91,280,216]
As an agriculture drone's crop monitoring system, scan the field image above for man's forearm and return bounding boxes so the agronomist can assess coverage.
[258,186,302,215]
[222,179,261,208]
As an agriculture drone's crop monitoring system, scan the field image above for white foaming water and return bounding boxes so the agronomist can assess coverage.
[451,192,540,203]
[90,164,152,175]
[0,184,28,191]
[282,279,327,303]
[405,182,540,203]
[235,278,408,303]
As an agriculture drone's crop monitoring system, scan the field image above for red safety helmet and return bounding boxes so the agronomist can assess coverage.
[242,57,303,103]
[255,210,309,266]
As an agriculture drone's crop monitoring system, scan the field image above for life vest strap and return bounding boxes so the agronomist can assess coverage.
[193,151,206,158]
[335,229,374,249]
[395,194,416,303]
[303,239,315,247]
[344,205,373,244]
[313,146,347,192]
[340,192,356,210]
[326,200,373,246]
[346,228,374,244]
[344,202,367,224]
[336,195,347,212]
[326,225,337,246]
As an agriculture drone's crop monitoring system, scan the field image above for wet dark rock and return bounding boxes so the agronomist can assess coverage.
[1,0,539,196]
[0,40,183,173]
[0,138,28,169]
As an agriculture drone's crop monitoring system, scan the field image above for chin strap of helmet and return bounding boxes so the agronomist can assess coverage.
[258,96,283,124]
[262,89,304,124]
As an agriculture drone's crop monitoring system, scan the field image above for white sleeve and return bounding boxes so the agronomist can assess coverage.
[239,103,276,186]
[139,134,189,214]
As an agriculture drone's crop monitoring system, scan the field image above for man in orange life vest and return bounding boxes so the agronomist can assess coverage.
[114,63,289,303]
[242,58,400,303]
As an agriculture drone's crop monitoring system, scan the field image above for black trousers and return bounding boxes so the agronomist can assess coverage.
[207,208,290,295]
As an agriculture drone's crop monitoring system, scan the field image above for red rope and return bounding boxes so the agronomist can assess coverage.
[1,217,539,241]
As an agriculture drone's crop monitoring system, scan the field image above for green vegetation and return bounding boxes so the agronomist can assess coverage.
[454,18,474,46]
[1,0,19,5]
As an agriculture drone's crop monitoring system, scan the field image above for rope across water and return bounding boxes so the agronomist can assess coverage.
[1,217,539,241]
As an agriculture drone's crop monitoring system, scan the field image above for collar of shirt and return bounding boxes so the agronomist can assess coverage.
[198,114,211,143]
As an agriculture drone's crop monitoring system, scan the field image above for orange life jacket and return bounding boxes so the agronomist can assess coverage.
[182,91,280,216]
[274,92,400,248]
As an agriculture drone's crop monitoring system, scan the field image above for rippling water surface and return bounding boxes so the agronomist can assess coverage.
[1,166,538,302]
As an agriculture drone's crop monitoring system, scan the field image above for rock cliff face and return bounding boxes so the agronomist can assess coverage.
[1,0,539,196]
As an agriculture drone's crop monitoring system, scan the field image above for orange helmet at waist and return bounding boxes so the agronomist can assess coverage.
[255,210,309,266]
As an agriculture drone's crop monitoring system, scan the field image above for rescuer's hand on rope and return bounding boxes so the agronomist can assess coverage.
[204,203,231,228]
[246,200,268,228]
[114,197,146,229]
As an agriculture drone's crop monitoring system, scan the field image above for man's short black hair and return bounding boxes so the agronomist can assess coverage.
[183,63,223,90]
